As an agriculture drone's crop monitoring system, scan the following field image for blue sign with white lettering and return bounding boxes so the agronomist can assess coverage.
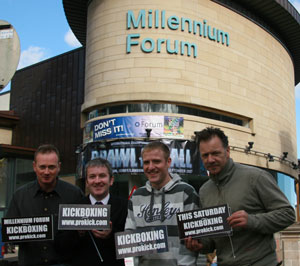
[92,116,183,141]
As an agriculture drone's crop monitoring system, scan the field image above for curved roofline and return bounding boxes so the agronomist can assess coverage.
[63,0,300,84]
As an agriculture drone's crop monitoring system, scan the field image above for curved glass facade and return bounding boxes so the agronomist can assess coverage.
[89,103,249,127]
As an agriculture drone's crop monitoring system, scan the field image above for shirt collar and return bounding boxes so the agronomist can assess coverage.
[89,193,110,205]
[33,178,61,197]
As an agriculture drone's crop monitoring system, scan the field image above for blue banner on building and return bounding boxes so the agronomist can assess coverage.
[84,115,184,142]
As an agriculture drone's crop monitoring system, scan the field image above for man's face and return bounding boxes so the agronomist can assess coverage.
[86,166,114,201]
[142,148,171,190]
[199,136,230,175]
[33,152,60,190]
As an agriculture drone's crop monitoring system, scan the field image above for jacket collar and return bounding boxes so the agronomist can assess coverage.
[210,158,234,186]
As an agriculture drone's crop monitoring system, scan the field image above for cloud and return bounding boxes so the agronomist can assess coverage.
[18,46,48,69]
[64,29,81,48]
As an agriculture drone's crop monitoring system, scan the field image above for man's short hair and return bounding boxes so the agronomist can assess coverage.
[196,127,229,148]
[142,141,170,161]
[34,144,60,162]
[85,158,113,179]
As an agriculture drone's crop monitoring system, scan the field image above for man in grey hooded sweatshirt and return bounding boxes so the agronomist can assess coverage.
[125,141,203,266]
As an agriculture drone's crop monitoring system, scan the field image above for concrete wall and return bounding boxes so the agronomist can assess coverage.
[276,223,300,266]
[0,128,12,145]
[0,92,10,111]
[0,92,12,145]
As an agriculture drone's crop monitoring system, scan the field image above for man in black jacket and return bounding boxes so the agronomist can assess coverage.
[59,158,128,266]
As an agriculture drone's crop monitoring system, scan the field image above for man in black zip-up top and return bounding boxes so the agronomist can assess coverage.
[185,127,295,266]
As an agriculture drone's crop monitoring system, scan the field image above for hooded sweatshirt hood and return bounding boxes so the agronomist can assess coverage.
[145,173,182,192]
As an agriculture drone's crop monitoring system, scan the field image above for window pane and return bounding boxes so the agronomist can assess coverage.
[16,159,35,189]
[109,105,126,114]
[0,159,8,209]
[128,104,150,112]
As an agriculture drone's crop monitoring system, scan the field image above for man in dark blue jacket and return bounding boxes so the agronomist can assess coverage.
[58,158,128,266]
